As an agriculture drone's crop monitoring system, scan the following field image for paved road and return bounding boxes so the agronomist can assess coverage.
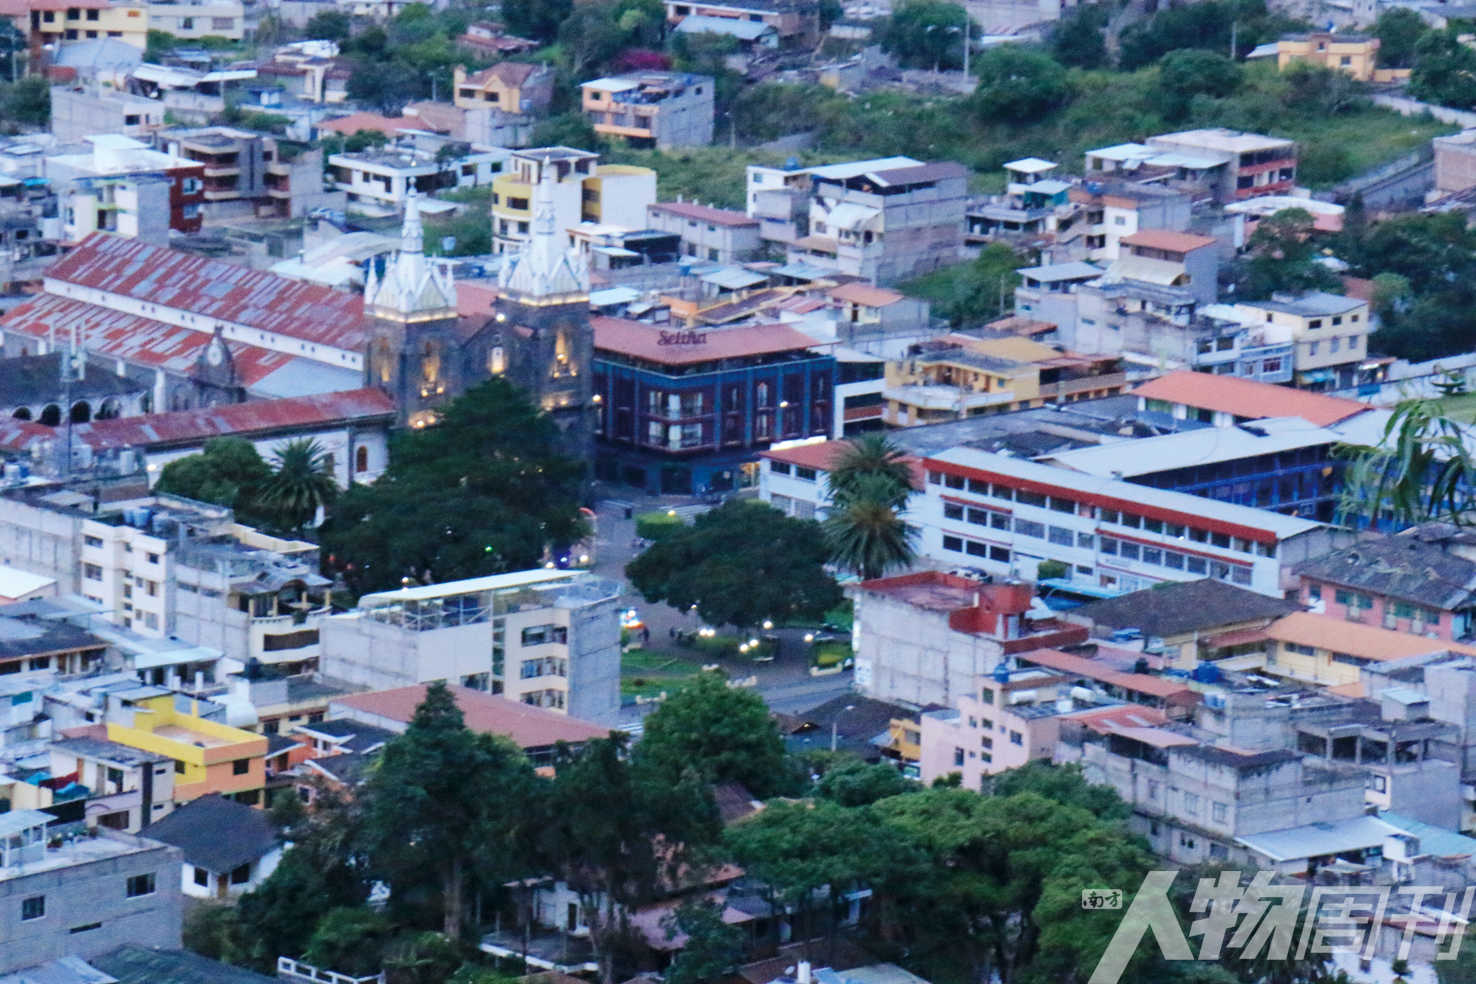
[585,488,855,727]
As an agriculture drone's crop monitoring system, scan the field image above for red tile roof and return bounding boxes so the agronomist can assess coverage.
[72,388,395,450]
[319,111,416,136]
[331,685,610,749]
[647,201,758,228]
[462,61,542,88]
[48,234,367,350]
[2,294,299,387]
[592,317,817,366]
[1133,370,1368,427]
[0,417,52,453]
[761,439,925,489]
[1120,229,1218,253]
[1066,702,1169,733]
[456,282,499,319]
[829,282,904,307]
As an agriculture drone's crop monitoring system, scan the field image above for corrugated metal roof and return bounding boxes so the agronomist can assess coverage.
[71,388,395,450]
[46,234,366,350]
[2,294,297,387]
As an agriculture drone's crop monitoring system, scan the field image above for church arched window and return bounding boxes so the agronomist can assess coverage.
[489,346,506,375]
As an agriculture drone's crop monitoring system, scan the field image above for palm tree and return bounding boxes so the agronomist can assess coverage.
[826,433,914,508]
[259,438,339,534]
[1338,395,1476,529]
[824,472,917,581]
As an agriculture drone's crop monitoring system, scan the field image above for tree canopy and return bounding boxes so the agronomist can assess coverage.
[1410,29,1476,109]
[625,500,842,628]
[320,379,587,595]
[972,46,1072,123]
[880,0,971,70]
[154,437,275,529]
[1373,6,1425,68]
[634,672,794,797]
[361,681,541,938]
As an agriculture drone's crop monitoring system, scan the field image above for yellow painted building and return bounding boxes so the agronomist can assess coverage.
[106,694,268,805]
[491,147,655,254]
[1275,33,1381,82]
[1212,612,1476,689]
[882,334,1125,427]
[3,0,149,55]
[452,62,550,114]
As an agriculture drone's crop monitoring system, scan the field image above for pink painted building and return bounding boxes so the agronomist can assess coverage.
[1294,526,1476,643]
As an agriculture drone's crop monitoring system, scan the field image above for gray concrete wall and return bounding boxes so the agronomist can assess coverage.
[0,835,181,973]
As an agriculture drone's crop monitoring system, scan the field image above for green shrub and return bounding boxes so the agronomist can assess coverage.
[635,510,686,541]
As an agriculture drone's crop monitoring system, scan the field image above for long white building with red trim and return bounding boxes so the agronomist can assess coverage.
[919,447,1344,598]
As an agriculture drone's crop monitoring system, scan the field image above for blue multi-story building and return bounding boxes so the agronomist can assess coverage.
[1045,416,1345,522]
[591,317,836,494]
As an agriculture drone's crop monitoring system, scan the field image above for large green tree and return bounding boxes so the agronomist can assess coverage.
[1233,208,1342,300]
[881,0,970,70]
[538,736,718,984]
[361,682,541,938]
[154,437,274,528]
[825,433,913,506]
[1373,7,1426,68]
[625,500,842,629]
[1049,4,1107,68]
[634,672,793,797]
[501,0,573,42]
[1157,49,1241,120]
[1411,29,1476,108]
[972,46,1071,122]
[320,379,587,595]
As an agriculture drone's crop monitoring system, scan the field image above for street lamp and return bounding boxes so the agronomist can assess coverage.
[831,703,857,753]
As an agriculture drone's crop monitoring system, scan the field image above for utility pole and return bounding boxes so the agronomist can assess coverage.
[1230,20,1237,59]
[963,15,970,78]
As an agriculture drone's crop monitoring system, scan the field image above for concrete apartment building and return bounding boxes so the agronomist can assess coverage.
[581,72,715,148]
[62,174,172,246]
[0,0,149,56]
[490,146,656,254]
[851,573,1089,707]
[104,690,268,804]
[918,446,1341,597]
[646,200,761,263]
[1086,129,1297,203]
[785,160,967,285]
[319,569,623,724]
[45,736,177,831]
[1060,725,1368,864]
[1434,131,1476,197]
[1294,527,1476,642]
[453,61,555,114]
[1105,229,1219,305]
[746,156,917,245]
[1231,291,1371,391]
[50,86,165,144]
[158,127,265,218]
[145,0,244,39]
[1274,32,1383,81]
[45,134,205,235]
[663,0,821,45]
[329,144,509,210]
[0,811,181,974]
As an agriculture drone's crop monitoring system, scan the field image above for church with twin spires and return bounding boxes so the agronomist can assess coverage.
[362,165,594,458]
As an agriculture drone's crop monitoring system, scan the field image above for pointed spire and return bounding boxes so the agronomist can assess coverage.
[402,185,424,256]
[498,161,588,300]
[363,258,379,302]
[528,164,560,280]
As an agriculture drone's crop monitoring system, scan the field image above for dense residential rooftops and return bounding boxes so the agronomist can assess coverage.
[141,793,278,874]
[1150,128,1296,154]
[927,446,1324,543]
[1017,261,1104,282]
[330,685,611,749]
[460,61,545,87]
[49,736,170,768]
[1013,648,1199,701]
[44,234,367,351]
[1132,371,1369,426]
[1071,578,1299,638]
[828,282,906,307]
[1235,814,1405,864]
[86,945,280,984]
[1293,534,1476,610]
